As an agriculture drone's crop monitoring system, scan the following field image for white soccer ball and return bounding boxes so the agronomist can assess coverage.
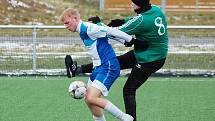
[68,81,87,99]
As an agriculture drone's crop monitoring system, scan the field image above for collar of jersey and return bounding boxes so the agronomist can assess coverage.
[76,20,83,33]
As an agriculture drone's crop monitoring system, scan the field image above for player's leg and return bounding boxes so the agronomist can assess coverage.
[86,95,106,121]
[123,64,150,121]
[93,114,106,121]
[80,63,93,73]
[123,58,166,121]
[85,86,133,121]
[85,71,106,121]
[86,58,133,121]
[65,55,77,78]
[81,50,136,71]
[81,50,136,72]
[117,50,136,70]
[85,86,106,121]
[66,50,136,76]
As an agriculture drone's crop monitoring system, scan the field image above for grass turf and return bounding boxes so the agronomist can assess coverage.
[0,76,215,121]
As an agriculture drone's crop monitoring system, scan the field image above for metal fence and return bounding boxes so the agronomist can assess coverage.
[0,25,215,76]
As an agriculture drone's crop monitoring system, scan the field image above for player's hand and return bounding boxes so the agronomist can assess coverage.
[88,15,101,24]
[124,38,135,47]
[107,19,125,27]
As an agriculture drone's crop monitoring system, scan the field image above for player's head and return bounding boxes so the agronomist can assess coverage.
[131,0,151,13]
[60,8,81,32]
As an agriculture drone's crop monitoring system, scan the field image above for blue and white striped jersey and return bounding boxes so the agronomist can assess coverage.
[76,21,132,67]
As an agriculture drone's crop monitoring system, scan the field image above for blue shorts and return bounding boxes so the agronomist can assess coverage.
[88,58,120,96]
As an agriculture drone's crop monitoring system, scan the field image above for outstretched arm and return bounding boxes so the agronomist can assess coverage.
[106,27,133,44]
[87,24,134,47]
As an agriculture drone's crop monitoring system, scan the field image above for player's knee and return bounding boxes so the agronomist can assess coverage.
[123,86,136,96]
[84,94,95,104]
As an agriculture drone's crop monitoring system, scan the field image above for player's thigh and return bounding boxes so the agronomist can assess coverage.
[117,50,136,69]
[124,65,151,92]
[124,60,163,91]
[86,86,102,99]
[124,59,166,91]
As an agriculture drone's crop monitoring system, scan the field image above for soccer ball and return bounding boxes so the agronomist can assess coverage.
[68,81,87,99]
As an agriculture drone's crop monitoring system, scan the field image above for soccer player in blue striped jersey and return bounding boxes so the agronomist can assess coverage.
[65,0,168,120]
[60,8,135,121]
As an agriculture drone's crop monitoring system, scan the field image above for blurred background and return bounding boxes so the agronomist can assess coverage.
[0,0,214,77]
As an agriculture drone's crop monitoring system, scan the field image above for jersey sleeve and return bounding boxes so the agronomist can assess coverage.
[87,24,108,40]
[106,27,132,44]
[87,23,132,44]
[118,14,143,35]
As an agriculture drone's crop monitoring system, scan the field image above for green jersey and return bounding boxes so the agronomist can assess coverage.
[119,5,168,63]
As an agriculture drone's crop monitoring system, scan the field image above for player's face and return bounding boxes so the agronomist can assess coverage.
[63,16,79,32]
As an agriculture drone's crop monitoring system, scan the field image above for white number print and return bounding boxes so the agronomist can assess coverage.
[154,17,165,35]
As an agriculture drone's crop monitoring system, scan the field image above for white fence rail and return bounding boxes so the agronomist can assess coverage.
[0,25,215,76]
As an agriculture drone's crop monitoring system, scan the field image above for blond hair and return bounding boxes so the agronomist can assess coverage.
[60,8,80,22]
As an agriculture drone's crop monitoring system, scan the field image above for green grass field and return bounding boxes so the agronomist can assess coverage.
[0,76,215,121]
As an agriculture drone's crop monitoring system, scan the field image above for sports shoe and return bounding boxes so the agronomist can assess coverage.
[70,61,77,77]
[121,114,134,121]
[65,55,77,78]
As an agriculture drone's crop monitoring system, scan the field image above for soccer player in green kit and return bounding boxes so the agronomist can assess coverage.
[65,0,168,120]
